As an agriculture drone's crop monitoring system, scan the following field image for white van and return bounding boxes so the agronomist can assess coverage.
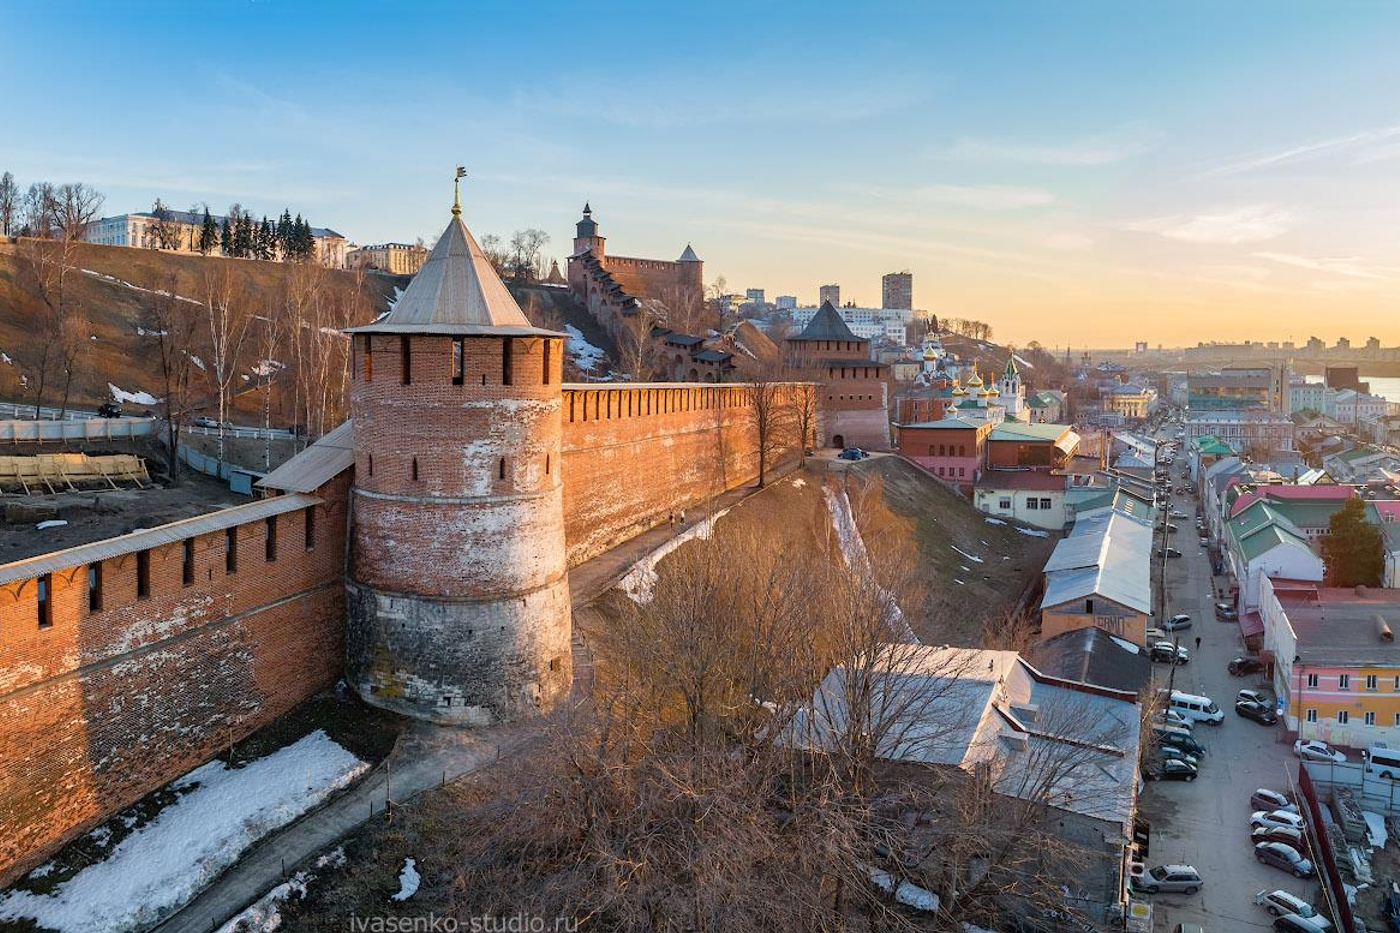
[1169,690,1224,725]
[1365,744,1400,780]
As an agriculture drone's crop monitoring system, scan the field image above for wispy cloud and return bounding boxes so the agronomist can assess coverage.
[913,184,1055,211]
[1124,205,1298,245]
[1252,251,1393,281]
[1193,125,1400,177]
[929,127,1159,165]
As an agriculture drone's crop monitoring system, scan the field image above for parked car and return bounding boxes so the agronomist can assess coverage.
[1237,699,1279,726]
[1136,864,1204,894]
[1144,758,1199,782]
[1150,642,1190,665]
[1156,547,1183,558]
[97,402,123,418]
[1172,923,1205,933]
[838,447,868,461]
[1155,739,1199,761]
[1157,729,1207,758]
[1251,825,1306,848]
[1229,657,1264,676]
[1255,841,1314,877]
[1250,788,1298,813]
[1168,689,1224,724]
[1251,810,1307,831]
[1239,688,1272,706]
[1146,627,1169,642]
[1170,509,1189,519]
[1157,708,1194,730]
[1294,739,1347,764]
[1255,889,1330,928]
[1164,614,1193,631]
[1215,601,1239,620]
[1273,915,1330,933]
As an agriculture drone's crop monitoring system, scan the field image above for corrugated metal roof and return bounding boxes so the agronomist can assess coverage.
[0,493,321,587]
[258,420,354,493]
[1041,507,1152,614]
[347,212,562,338]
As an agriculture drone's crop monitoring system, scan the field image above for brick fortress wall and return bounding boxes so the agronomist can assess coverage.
[599,254,702,304]
[0,475,349,886]
[560,382,807,565]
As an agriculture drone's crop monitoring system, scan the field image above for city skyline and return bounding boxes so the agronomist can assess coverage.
[5,1,1400,346]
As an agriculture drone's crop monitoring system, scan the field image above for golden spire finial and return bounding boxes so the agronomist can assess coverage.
[452,166,466,217]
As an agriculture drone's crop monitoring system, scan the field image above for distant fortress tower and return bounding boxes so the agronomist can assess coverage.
[343,184,572,725]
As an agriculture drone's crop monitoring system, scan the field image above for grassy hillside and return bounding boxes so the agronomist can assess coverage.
[0,239,403,413]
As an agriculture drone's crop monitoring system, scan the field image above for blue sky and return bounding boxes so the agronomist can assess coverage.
[5,1,1400,346]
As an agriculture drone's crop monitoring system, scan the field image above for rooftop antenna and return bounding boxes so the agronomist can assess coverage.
[452,166,466,217]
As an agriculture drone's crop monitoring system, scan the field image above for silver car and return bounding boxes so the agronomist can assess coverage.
[1137,864,1204,894]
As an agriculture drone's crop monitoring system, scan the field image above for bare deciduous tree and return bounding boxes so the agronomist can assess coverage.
[142,274,200,482]
[200,265,254,461]
[614,309,656,382]
[0,171,17,237]
[48,182,105,242]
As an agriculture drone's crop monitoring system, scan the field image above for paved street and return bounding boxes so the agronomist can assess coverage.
[1139,446,1328,932]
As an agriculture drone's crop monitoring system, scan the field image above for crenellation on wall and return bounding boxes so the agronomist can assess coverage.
[0,475,349,887]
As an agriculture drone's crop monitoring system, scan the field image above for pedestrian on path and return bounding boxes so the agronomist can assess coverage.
[1194,636,1201,652]
[679,510,687,525]
[668,511,675,528]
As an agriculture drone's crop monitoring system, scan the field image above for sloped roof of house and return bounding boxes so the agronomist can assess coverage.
[1041,506,1152,614]
[1027,627,1151,694]
[347,209,563,337]
[788,645,1139,827]
[790,301,861,342]
[976,470,1066,492]
[899,416,984,430]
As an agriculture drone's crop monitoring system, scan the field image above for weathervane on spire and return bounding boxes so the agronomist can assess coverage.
[452,166,466,217]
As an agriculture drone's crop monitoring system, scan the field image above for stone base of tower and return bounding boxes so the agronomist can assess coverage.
[345,578,573,726]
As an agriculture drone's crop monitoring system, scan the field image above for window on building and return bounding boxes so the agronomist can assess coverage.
[501,337,513,386]
[938,467,945,476]
[137,549,151,599]
[1367,674,1379,691]
[1085,599,1094,613]
[1338,710,1350,725]
[1366,711,1376,725]
[183,538,195,585]
[452,338,465,385]
[400,336,412,385]
[498,457,506,481]
[543,340,552,385]
[999,497,1012,509]
[304,507,316,550]
[226,528,238,574]
[368,454,373,477]
[265,516,278,561]
[959,467,965,477]
[1340,674,1351,690]
[1027,498,1040,510]
[363,336,373,382]
[1040,497,1053,509]
[411,457,419,481]
[88,563,103,612]
[1304,708,1317,723]
[1307,673,1319,688]
[37,573,53,628]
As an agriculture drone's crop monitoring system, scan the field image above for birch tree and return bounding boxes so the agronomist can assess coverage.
[201,265,253,461]
[142,274,199,482]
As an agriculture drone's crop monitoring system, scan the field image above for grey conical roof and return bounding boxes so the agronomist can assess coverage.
[791,300,860,342]
[347,213,563,337]
[677,243,701,262]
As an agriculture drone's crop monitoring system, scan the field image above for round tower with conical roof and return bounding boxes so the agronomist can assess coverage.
[344,190,571,725]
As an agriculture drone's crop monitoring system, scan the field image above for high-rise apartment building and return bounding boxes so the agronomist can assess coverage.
[881,271,912,310]
[818,284,840,307]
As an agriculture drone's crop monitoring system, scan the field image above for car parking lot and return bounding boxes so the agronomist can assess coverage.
[1138,439,1332,932]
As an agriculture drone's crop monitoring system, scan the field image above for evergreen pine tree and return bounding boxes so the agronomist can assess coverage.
[220,217,232,255]
[277,209,293,258]
[1321,497,1385,587]
[200,209,217,254]
[235,213,253,257]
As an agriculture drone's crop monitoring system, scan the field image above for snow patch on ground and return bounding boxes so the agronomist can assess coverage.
[1016,526,1050,538]
[824,487,918,643]
[188,354,205,371]
[954,579,966,585]
[251,360,285,377]
[790,477,806,488]
[619,508,732,603]
[390,858,421,902]
[1,352,11,364]
[28,864,53,879]
[214,847,346,933]
[1013,353,1034,369]
[868,867,940,912]
[36,520,68,530]
[0,731,368,933]
[951,545,984,564]
[82,269,201,305]
[387,286,405,310]
[984,516,1006,525]
[564,324,606,371]
[108,384,158,406]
